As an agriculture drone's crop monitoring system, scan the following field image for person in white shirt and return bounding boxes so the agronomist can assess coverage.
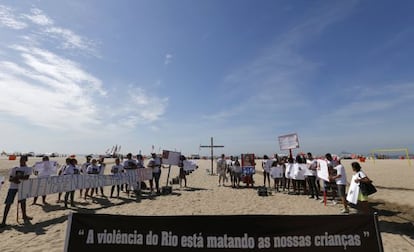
[330,159,349,213]
[32,156,57,205]
[306,152,320,200]
[216,154,227,186]
[324,153,338,204]
[227,156,236,188]
[262,155,271,187]
[123,153,138,194]
[56,158,71,203]
[110,158,124,198]
[148,153,162,194]
[63,158,80,208]
[351,162,372,214]
[1,155,33,227]
[84,159,100,199]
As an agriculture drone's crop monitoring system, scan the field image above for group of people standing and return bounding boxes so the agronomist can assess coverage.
[0,152,168,228]
[217,154,244,188]
[215,152,373,215]
[263,152,372,214]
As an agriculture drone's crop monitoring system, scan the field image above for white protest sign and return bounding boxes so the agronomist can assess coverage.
[183,160,198,172]
[303,160,315,176]
[270,166,283,179]
[278,133,299,150]
[162,150,181,166]
[346,174,360,205]
[263,159,272,173]
[33,161,58,177]
[285,163,294,179]
[0,176,4,191]
[292,164,306,180]
[317,159,330,182]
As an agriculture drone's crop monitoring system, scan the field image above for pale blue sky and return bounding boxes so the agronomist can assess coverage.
[1,0,413,156]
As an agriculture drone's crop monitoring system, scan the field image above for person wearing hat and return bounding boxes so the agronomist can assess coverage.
[1,155,33,227]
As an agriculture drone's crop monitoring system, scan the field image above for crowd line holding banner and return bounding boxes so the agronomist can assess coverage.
[18,168,153,200]
[16,149,199,201]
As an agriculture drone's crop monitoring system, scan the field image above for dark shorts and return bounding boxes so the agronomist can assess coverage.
[152,172,161,181]
[337,184,346,197]
[4,189,25,204]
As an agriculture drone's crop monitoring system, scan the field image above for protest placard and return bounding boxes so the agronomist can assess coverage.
[285,163,293,179]
[278,133,299,150]
[270,166,283,179]
[241,153,254,167]
[317,159,330,182]
[346,174,360,205]
[33,161,58,177]
[162,150,181,166]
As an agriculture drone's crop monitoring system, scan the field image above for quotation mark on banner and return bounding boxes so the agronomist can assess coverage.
[78,229,85,236]
[363,231,370,237]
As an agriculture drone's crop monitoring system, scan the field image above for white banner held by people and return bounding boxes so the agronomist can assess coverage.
[162,150,181,166]
[137,168,153,181]
[292,164,306,180]
[18,168,153,200]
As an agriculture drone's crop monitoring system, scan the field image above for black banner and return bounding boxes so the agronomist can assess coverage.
[64,213,383,252]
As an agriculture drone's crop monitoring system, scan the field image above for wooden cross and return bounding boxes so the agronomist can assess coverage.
[200,137,224,175]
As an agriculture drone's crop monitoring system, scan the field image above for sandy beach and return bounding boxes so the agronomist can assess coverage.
[0,157,413,251]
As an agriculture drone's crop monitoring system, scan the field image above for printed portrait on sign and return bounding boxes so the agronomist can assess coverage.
[241,154,255,167]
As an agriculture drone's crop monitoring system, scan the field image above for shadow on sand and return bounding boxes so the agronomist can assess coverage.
[371,200,414,241]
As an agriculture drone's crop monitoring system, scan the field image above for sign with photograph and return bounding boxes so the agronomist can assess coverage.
[65,213,383,251]
[292,164,306,180]
[278,133,299,150]
[162,150,181,166]
[241,154,255,175]
[33,160,59,177]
